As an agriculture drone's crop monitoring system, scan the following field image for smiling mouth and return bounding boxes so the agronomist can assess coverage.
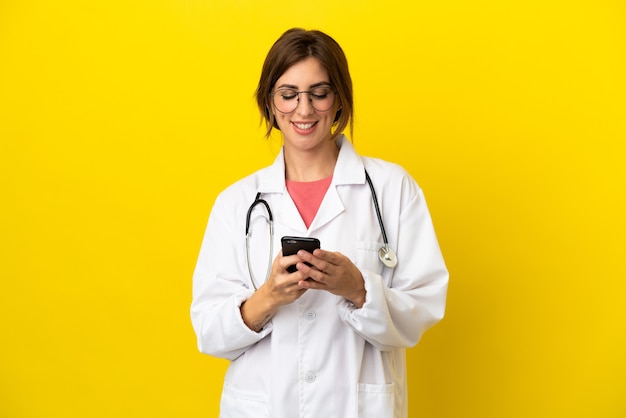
[293,122,317,130]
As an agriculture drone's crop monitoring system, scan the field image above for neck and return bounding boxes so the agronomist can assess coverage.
[284,139,339,182]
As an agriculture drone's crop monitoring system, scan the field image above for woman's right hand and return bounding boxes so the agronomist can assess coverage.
[240,250,307,331]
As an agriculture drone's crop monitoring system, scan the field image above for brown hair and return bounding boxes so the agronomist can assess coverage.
[255,28,354,139]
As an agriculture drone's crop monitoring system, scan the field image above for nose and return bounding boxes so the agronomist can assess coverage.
[295,92,315,115]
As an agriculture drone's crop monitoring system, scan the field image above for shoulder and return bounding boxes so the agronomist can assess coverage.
[213,166,272,208]
[361,157,420,189]
[361,156,406,176]
[358,156,425,212]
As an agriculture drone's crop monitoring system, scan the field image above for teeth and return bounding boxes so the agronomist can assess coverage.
[294,122,315,130]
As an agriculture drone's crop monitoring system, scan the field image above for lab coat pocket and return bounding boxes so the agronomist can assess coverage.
[357,382,395,418]
[220,383,270,418]
[356,241,385,278]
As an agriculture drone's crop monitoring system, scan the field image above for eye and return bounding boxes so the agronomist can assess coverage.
[278,90,297,100]
[310,88,332,99]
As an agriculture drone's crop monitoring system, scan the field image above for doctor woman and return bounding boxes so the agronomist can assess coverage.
[191,28,448,418]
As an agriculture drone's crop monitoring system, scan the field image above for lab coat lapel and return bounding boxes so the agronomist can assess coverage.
[310,136,365,231]
[258,147,308,233]
[308,184,344,231]
[278,191,308,233]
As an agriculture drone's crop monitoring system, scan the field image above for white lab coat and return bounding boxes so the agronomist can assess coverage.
[191,135,448,418]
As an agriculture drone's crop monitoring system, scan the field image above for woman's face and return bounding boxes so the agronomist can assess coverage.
[272,57,339,152]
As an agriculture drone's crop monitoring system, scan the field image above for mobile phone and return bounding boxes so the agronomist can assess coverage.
[281,236,321,273]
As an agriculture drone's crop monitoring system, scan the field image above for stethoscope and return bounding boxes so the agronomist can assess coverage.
[245,169,397,290]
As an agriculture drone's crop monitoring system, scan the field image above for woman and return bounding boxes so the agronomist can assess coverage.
[191,28,448,418]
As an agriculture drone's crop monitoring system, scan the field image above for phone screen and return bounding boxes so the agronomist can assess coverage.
[281,236,321,273]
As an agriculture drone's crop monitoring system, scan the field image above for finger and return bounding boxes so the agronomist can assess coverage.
[296,262,329,285]
[281,254,304,273]
[297,250,332,274]
[311,248,342,266]
[298,277,326,290]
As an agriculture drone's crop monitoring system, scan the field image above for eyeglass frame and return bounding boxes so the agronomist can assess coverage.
[270,85,338,114]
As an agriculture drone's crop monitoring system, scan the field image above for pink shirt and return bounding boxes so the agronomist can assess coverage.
[286,176,333,229]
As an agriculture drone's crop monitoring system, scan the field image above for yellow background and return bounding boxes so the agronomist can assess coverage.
[1,1,625,417]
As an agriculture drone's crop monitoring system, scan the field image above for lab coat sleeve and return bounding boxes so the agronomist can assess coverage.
[190,193,272,361]
[338,180,448,351]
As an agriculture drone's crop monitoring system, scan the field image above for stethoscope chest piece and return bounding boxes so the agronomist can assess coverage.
[379,246,398,268]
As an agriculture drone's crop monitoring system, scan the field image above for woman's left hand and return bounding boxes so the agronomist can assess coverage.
[295,249,366,308]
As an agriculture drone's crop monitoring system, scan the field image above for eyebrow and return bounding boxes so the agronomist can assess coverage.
[275,81,332,90]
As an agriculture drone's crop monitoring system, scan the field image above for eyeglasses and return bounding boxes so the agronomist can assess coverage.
[271,86,337,114]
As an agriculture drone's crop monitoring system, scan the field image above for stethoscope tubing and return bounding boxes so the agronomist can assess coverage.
[364,169,389,246]
[246,192,272,235]
[246,192,274,290]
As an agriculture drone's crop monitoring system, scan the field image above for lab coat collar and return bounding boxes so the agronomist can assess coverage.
[257,135,366,194]
[256,135,366,233]
[332,135,366,185]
